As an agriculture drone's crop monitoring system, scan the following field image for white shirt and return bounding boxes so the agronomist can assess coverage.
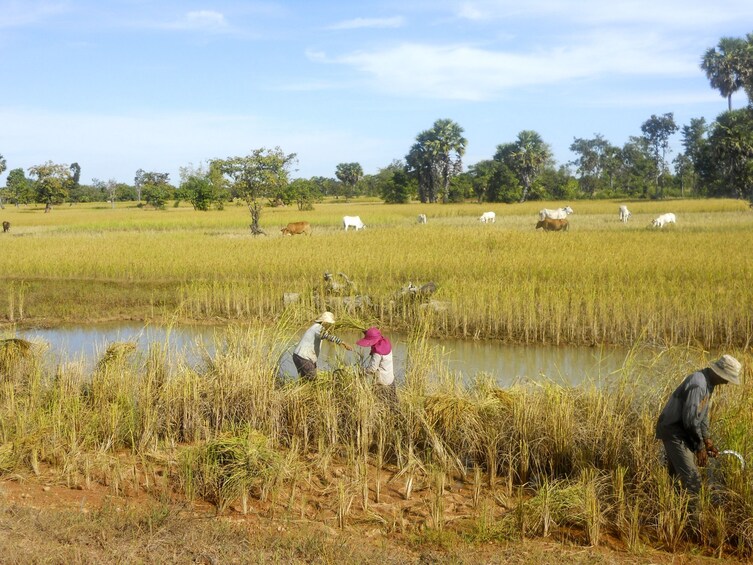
[293,322,343,363]
[363,351,394,386]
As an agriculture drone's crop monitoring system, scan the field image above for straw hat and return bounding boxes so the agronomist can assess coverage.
[708,354,742,385]
[315,311,336,324]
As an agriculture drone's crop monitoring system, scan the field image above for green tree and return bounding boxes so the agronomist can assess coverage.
[676,117,708,196]
[3,168,33,206]
[214,147,297,235]
[285,178,322,210]
[496,130,552,202]
[701,37,748,111]
[335,162,363,201]
[406,118,467,203]
[467,160,496,203]
[178,164,228,211]
[619,137,654,197]
[569,134,614,197]
[699,107,753,201]
[134,170,172,209]
[641,113,678,199]
[28,161,72,212]
[376,161,415,204]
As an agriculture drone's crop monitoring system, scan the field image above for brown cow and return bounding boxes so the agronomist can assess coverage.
[2,221,9,233]
[281,221,312,236]
[535,218,569,232]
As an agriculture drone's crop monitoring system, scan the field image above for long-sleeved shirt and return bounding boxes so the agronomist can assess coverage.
[655,370,715,453]
[362,351,394,386]
[293,322,343,363]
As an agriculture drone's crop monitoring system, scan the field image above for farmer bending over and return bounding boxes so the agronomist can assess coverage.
[293,311,351,380]
[655,354,742,495]
[356,326,397,404]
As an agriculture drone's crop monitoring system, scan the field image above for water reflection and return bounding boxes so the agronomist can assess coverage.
[10,324,632,387]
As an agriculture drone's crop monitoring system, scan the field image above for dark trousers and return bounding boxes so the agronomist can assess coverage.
[662,435,701,495]
[293,353,317,380]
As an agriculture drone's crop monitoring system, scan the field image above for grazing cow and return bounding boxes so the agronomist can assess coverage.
[1,221,9,233]
[281,221,311,236]
[479,211,496,223]
[536,218,569,232]
[619,205,632,223]
[539,206,573,220]
[343,215,366,231]
[651,213,676,228]
[417,214,427,224]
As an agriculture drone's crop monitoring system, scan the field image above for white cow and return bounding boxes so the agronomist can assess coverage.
[343,215,366,231]
[539,206,574,221]
[479,211,496,223]
[417,214,427,224]
[651,212,676,228]
[619,205,632,223]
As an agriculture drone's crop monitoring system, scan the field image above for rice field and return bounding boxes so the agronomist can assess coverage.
[1,198,752,558]
[1,198,751,348]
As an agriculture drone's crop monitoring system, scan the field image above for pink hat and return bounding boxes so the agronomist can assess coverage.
[356,327,391,355]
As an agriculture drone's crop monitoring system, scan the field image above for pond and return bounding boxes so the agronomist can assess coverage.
[8,323,635,387]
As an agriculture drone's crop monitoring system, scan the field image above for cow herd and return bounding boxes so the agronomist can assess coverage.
[277,205,678,236]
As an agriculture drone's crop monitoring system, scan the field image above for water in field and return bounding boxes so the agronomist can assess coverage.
[10,323,633,387]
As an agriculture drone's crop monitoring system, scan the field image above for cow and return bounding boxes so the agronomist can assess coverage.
[536,218,569,232]
[281,221,311,236]
[651,213,676,228]
[1,221,9,233]
[619,205,632,223]
[417,214,427,224]
[343,216,366,231]
[479,211,496,223]
[539,206,574,221]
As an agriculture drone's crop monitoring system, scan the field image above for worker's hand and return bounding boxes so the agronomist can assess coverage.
[696,448,708,467]
[342,343,352,351]
[704,438,719,458]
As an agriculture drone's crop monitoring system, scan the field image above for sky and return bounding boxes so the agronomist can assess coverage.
[1,0,752,186]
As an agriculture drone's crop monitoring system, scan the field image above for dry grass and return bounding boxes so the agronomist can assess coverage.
[0,321,750,559]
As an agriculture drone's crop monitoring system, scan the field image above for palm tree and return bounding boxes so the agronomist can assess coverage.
[701,37,747,111]
[498,130,552,203]
[406,119,467,203]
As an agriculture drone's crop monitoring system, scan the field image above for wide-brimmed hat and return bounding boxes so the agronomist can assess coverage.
[708,354,742,385]
[357,327,391,355]
[315,311,336,324]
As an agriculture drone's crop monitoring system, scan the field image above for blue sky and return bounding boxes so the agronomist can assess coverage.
[2,0,752,186]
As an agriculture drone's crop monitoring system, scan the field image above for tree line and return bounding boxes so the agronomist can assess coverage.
[2,32,753,215]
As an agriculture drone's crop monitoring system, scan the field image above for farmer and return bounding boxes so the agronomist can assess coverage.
[356,326,397,403]
[655,354,742,495]
[293,311,352,380]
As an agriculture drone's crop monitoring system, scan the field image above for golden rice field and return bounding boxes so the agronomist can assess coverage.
[1,196,752,559]
[1,198,751,348]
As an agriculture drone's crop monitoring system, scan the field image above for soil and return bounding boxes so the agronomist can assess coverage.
[0,460,743,565]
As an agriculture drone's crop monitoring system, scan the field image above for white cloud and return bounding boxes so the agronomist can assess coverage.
[325,32,698,101]
[327,16,405,30]
[453,0,753,27]
[164,10,229,33]
[0,1,67,28]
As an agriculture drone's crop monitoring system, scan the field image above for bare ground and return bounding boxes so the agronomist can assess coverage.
[0,460,745,565]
